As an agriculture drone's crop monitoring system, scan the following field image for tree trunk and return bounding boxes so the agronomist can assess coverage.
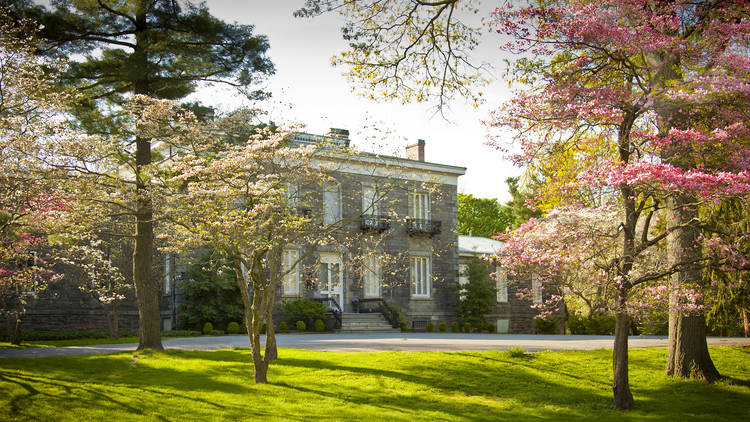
[612,299,634,410]
[236,259,268,383]
[6,313,22,345]
[265,308,278,361]
[665,192,719,381]
[743,309,749,337]
[132,1,163,351]
[106,302,120,340]
[665,313,720,381]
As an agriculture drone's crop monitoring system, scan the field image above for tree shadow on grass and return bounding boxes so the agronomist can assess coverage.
[0,370,156,421]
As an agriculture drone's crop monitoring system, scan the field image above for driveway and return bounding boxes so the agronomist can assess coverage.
[1,333,747,359]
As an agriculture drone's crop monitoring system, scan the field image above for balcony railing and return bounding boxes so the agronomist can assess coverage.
[360,214,391,232]
[406,218,441,236]
[293,207,312,218]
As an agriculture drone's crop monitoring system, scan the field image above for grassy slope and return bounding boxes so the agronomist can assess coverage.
[0,346,748,421]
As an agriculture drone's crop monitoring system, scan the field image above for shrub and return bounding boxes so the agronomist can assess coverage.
[455,259,493,331]
[281,299,328,329]
[504,346,528,359]
[568,313,588,334]
[260,324,267,335]
[534,316,558,334]
[278,321,288,333]
[314,319,325,332]
[399,322,408,332]
[202,322,214,335]
[450,322,459,332]
[210,330,225,336]
[587,315,616,335]
[487,324,496,333]
[226,321,240,334]
[162,330,201,338]
[438,322,447,332]
[567,313,616,335]
[177,251,244,331]
[426,322,434,332]
[296,320,306,331]
[463,322,472,333]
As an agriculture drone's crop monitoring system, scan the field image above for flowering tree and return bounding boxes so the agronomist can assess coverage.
[61,237,131,340]
[489,0,750,408]
[0,20,67,344]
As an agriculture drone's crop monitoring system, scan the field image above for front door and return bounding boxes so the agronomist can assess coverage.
[318,253,344,311]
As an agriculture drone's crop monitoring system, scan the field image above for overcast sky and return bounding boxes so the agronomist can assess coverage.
[191,1,519,202]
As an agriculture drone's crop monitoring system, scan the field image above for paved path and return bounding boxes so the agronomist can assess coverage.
[1,333,747,359]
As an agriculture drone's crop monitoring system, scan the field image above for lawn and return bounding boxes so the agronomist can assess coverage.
[0,346,748,421]
[0,337,141,349]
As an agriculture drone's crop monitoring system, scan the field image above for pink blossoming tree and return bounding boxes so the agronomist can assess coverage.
[490,0,750,409]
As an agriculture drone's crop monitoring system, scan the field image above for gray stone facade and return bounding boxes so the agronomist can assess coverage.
[273,134,466,329]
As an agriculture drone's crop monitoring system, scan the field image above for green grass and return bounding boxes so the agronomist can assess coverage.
[0,337,141,349]
[1,346,748,421]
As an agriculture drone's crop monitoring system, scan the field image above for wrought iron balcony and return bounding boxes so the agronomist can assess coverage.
[293,207,312,218]
[360,214,391,232]
[406,218,441,236]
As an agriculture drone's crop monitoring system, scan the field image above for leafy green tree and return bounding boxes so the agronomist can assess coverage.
[457,193,512,238]
[503,177,542,230]
[7,0,274,349]
[455,259,494,330]
[178,251,244,332]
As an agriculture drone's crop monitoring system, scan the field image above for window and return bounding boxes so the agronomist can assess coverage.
[532,274,542,304]
[363,253,380,297]
[496,266,508,303]
[323,183,341,225]
[285,182,298,208]
[362,185,379,216]
[410,255,430,297]
[410,191,430,220]
[282,249,300,295]
[164,253,173,295]
[458,263,468,300]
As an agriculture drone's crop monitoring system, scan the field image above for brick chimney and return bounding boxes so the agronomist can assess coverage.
[405,139,425,161]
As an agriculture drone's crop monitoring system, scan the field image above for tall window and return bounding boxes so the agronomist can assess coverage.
[532,274,542,304]
[164,253,173,295]
[410,191,430,220]
[410,255,430,297]
[496,266,508,303]
[363,253,380,297]
[282,249,299,295]
[362,185,379,216]
[323,183,341,225]
[458,263,468,300]
[285,182,298,208]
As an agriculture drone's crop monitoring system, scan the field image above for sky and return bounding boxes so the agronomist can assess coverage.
[191,1,520,203]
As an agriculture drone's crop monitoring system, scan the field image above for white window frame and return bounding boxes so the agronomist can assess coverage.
[323,183,342,225]
[410,255,431,298]
[458,263,469,301]
[362,184,379,217]
[282,249,300,296]
[285,182,298,208]
[164,253,173,295]
[532,274,542,304]
[363,253,381,297]
[410,191,430,220]
[496,266,508,303]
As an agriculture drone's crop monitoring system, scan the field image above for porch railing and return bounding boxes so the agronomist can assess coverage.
[313,297,342,329]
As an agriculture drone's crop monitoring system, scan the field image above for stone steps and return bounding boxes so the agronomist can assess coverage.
[337,312,399,333]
